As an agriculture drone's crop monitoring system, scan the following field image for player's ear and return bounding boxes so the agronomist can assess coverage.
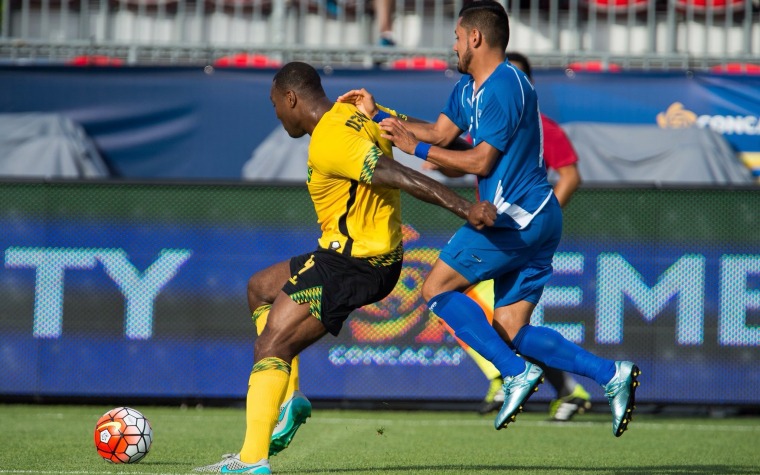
[286,90,297,108]
[471,28,482,47]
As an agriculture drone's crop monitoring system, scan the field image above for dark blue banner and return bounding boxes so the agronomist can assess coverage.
[2,204,758,404]
[1,67,758,179]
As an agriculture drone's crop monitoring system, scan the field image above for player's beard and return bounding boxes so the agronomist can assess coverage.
[456,45,473,74]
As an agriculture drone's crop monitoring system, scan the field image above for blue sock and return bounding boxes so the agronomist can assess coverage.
[428,291,525,377]
[512,325,616,386]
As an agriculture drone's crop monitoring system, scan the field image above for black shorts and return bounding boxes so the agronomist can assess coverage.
[282,245,403,336]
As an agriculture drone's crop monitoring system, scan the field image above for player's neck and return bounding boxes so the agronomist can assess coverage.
[470,54,504,91]
[306,97,334,135]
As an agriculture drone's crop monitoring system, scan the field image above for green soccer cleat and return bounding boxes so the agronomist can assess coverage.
[193,454,271,474]
[494,362,544,430]
[549,383,592,421]
[269,390,312,456]
[604,361,641,437]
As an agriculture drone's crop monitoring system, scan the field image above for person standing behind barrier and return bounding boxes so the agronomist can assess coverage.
[376,0,397,46]
[338,0,640,437]
[194,61,496,474]
[465,51,589,420]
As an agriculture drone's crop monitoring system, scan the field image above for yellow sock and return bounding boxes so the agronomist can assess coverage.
[466,346,502,380]
[239,357,290,463]
[252,305,300,399]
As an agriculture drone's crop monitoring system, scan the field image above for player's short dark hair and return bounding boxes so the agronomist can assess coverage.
[272,61,325,100]
[458,0,510,51]
[506,51,532,79]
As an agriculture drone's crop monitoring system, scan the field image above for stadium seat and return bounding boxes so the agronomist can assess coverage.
[710,63,760,74]
[585,0,649,13]
[390,57,448,70]
[213,53,281,68]
[66,55,124,66]
[674,0,746,13]
[567,60,622,72]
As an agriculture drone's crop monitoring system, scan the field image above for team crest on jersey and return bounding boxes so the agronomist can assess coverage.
[330,241,341,250]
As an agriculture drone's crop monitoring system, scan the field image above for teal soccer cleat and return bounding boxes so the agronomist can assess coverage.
[604,361,641,437]
[494,362,544,430]
[269,390,312,456]
[193,454,271,474]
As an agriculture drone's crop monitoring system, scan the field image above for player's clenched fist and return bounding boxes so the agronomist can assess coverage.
[467,201,497,230]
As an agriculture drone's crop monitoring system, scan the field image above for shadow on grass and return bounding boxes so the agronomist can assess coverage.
[274,464,759,474]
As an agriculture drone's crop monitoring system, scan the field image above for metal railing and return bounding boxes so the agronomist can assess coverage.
[0,0,758,68]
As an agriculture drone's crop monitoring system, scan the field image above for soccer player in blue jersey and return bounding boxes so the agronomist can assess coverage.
[338,0,640,437]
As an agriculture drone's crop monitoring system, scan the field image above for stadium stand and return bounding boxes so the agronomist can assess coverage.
[710,62,760,73]
[390,56,448,70]
[566,60,623,71]
[1,0,757,68]
[66,55,125,66]
[213,52,282,67]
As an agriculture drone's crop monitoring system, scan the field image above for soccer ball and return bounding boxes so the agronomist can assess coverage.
[94,407,153,463]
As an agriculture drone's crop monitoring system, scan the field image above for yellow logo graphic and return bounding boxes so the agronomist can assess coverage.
[657,102,697,129]
[96,421,121,431]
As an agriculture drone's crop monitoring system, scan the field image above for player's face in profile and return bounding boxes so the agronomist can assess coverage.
[270,83,306,138]
[453,19,472,74]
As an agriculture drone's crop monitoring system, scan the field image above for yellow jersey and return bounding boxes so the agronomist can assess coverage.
[307,102,402,258]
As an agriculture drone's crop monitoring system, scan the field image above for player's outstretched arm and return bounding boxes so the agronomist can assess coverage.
[337,88,462,147]
[372,155,496,229]
[380,118,500,176]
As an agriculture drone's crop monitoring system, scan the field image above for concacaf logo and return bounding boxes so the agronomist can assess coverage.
[656,102,697,129]
[657,102,760,136]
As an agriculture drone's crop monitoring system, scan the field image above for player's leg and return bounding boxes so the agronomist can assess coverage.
[422,225,548,429]
[545,368,592,421]
[422,258,530,381]
[247,261,311,455]
[461,281,504,414]
[194,290,325,474]
[465,280,590,419]
[491,204,639,436]
[239,290,327,464]
[422,244,543,430]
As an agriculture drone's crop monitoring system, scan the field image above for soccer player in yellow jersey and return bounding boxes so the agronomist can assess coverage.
[194,61,496,474]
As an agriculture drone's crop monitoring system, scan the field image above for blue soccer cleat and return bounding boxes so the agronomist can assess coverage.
[494,362,544,430]
[193,454,271,474]
[269,390,312,456]
[604,361,641,437]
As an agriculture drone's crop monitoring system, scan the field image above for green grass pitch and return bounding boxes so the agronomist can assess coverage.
[1,404,758,474]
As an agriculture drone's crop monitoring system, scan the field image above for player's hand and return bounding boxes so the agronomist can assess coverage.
[467,201,497,229]
[336,88,377,119]
[379,118,417,155]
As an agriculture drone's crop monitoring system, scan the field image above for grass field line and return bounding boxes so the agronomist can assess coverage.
[34,411,758,433]
[310,417,760,432]
[0,472,177,475]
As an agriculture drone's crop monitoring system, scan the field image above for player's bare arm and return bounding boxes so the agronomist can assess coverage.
[380,117,501,176]
[372,155,496,229]
[553,163,581,208]
[337,88,462,146]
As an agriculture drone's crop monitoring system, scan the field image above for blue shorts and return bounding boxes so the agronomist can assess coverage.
[439,200,562,308]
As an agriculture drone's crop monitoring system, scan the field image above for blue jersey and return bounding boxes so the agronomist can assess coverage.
[442,61,555,229]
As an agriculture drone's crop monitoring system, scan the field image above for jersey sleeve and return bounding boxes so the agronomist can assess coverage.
[541,115,579,170]
[441,77,470,131]
[476,83,522,153]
